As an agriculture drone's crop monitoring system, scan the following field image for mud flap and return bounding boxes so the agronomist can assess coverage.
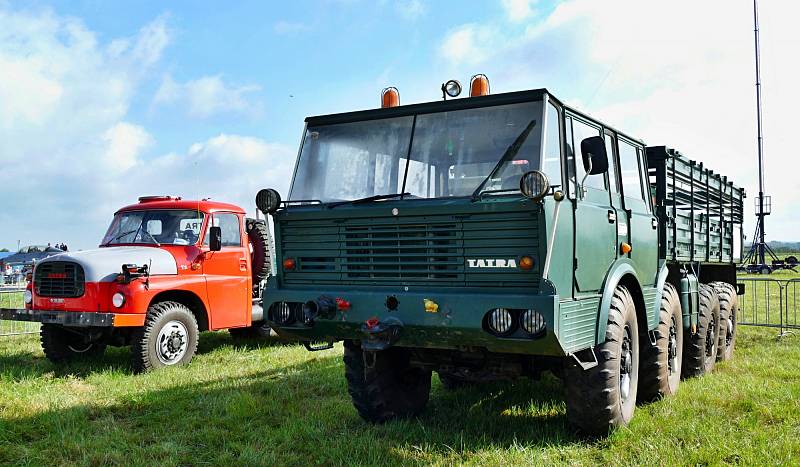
[360,316,403,352]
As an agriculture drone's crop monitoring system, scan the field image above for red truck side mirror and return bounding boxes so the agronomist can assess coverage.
[209,226,222,252]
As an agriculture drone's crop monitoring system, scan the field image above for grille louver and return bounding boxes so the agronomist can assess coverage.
[34,262,85,298]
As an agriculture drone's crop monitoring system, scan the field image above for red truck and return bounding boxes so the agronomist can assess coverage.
[0,196,272,372]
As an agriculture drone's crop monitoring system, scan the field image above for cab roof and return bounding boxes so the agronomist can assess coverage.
[116,196,245,214]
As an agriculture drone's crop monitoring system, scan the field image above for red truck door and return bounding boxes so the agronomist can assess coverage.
[203,212,250,329]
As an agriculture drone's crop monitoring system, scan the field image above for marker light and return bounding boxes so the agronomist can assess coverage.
[381,87,400,108]
[283,258,296,270]
[469,74,490,97]
[112,293,125,308]
[621,242,633,255]
[519,256,534,271]
[487,308,513,335]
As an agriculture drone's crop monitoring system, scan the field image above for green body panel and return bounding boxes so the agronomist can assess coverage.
[558,297,600,353]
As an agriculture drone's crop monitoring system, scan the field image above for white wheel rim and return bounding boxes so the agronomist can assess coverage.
[156,320,189,365]
[68,343,94,353]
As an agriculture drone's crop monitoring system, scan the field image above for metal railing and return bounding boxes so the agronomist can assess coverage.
[737,277,800,335]
[0,287,39,336]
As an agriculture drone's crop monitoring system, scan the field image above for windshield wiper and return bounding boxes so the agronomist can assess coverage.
[471,119,537,201]
[104,227,160,246]
[327,193,412,209]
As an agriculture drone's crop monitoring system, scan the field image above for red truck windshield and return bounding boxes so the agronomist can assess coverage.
[289,101,543,202]
[102,210,206,246]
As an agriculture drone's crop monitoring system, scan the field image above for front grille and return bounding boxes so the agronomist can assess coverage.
[279,210,540,288]
[35,262,85,298]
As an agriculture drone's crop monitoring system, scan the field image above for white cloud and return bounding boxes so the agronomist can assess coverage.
[154,74,262,119]
[501,0,536,22]
[103,122,153,172]
[433,0,800,240]
[396,0,426,20]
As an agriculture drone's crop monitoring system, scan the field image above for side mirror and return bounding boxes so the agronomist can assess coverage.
[580,136,608,175]
[209,226,222,252]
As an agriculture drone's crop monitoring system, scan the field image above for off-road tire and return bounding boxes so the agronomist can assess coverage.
[564,285,639,436]
[343,341,431,422]
[681,284,721,378]
[436,371,471,390]
[40,324,106,362]
[132,301,199,373]
[247,218,272,285]
[711,281,738,362]
[229,321,272,339]
[638,283,683,403]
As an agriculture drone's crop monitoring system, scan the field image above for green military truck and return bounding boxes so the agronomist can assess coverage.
[256,82,744,435]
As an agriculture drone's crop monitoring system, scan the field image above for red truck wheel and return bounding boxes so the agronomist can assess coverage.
[40,324,106,363]
[132,301,199,373]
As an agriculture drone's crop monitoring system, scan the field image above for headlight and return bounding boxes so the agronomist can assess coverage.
[112,292,125,308]
[521,309,546,335]
[23,290,33,304]
[272,302,293,325]
[487,308,514,335]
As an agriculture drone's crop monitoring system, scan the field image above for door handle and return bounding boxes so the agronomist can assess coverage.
[607,210,617,223]
[651,217,658,229]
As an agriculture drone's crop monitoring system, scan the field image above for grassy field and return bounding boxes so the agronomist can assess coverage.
[1,283,799,465]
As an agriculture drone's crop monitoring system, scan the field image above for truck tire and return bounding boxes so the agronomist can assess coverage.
[638,283,683,403]
[681,284,720,379]
[247,218,271,285]
[40,324,106,362]
[564,285,639,436]
[229,321,272,339]
[436,371,471,390]
[711,281,738,362]
[343,340,431,423]
[132,301,199,373]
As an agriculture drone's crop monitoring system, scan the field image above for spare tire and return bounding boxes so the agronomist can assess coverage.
[247,218,272,285]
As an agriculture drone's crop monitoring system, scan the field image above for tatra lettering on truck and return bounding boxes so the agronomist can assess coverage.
[0,196,273,372]
[256,76,744,435]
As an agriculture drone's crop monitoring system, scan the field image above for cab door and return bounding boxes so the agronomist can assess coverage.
[568,115,617,293]
[604,130,630,252]
[203,212,250,329]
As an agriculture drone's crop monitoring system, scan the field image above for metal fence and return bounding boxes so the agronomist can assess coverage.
[0,287,39,336]
[737,277,800,336]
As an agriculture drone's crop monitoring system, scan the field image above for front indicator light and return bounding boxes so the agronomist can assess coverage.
[112,293,125,308]
[283,258,296,270]
[521,309,546,335]
[519,256,534,271]
[23,290,33,304]
[487,308,514,335]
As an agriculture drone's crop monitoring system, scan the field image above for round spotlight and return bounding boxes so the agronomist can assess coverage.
[272,302,293,325]
[442,79,462,98]
[487,308,514,335]
[112,292,125,308]
[521,309,546,335]
[255,188,282,214]
[23,290,33,304]
[519,170,550,201]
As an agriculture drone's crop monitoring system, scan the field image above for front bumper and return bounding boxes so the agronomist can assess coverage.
[0,308,145,327]
[263,285,566,357]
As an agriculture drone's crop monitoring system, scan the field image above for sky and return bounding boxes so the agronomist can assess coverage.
[1,0,799,251]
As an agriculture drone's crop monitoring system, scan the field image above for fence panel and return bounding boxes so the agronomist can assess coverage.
[736,277,800,335]
[0,287,39,336]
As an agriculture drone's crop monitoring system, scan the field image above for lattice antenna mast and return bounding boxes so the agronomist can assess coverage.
[753,0,767,266]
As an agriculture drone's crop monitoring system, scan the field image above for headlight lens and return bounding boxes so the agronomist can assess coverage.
[272,301,293,325]
[23,290,33,304]
[521,309,546,335]
[112,292,125,308]
[487,308,513,334]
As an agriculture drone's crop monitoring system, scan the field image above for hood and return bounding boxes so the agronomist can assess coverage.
[36,246,178,283]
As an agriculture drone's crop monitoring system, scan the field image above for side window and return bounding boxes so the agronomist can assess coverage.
[203,213,242,247]
[564,117,576,196]
[604,133,619,194]
[543,102,562,189]
[618,140,646,202]
[571,118,606,191]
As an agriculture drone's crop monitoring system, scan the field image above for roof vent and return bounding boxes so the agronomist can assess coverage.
[138,196,173,203]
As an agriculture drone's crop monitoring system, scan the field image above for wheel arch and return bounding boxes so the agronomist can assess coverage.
[596,261,650,344]
[148,290,209,331]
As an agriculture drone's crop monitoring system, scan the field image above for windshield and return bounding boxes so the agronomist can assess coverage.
[102,210,206,246]
[289,100,544,202]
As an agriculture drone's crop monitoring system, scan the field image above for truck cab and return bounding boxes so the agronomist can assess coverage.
[258,80,743,435]
[1,196,272,371]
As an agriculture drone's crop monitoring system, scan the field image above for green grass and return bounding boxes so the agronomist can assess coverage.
[1,272,800,465]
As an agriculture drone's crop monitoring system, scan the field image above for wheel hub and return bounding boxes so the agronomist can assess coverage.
[705,315,716,358]
[156,320,189,365]
[620,325,633,401]
[668,317,678,375]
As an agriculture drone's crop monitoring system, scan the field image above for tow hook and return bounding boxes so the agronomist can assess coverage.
[360,316,403,352]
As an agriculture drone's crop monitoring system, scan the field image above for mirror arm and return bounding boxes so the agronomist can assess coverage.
[579,158,592,199]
